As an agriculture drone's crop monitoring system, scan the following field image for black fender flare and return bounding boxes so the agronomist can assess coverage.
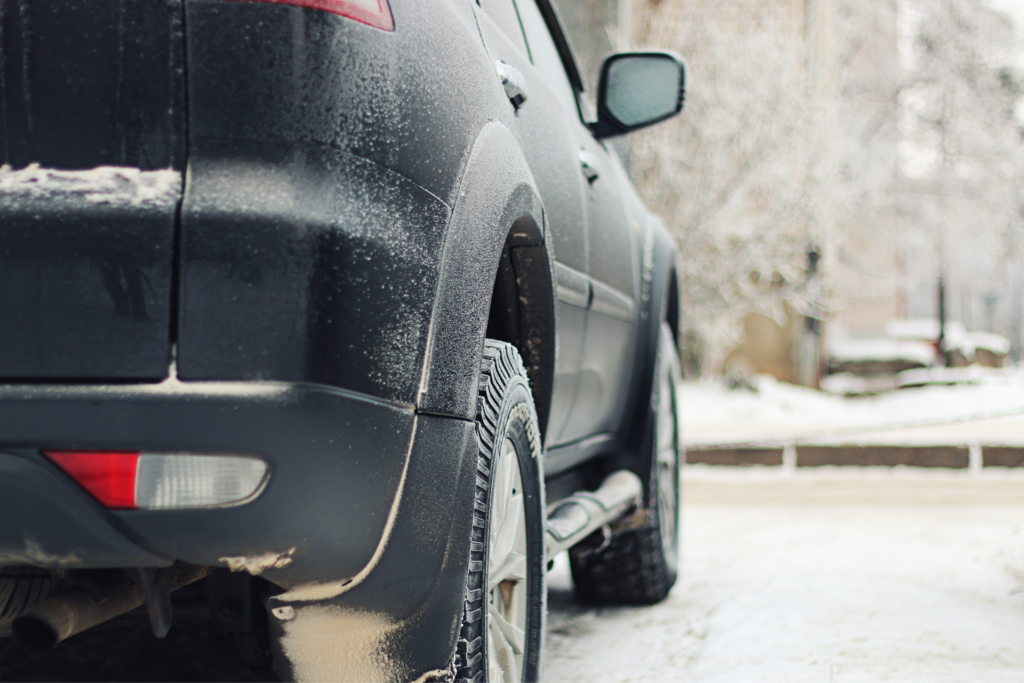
[616,218,679,487]
[417,121,556,433]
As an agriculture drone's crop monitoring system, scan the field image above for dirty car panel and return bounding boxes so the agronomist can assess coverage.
[0,0,184,380]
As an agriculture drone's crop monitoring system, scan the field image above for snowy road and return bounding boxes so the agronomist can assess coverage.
[544,472,1024,682]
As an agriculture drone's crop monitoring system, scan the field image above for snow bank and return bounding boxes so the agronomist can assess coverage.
[882,318,1009,360]
[819,372,898,395]
[897,365,990,388]
[681,370,1024,447]
[963,331,1010,356]
[0,164,181,208]
[886,318,966,342]
[829,338,935,365]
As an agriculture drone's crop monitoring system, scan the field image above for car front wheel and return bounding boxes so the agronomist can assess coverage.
[569,322,680,604]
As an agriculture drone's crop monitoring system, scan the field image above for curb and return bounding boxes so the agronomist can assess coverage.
[685,444,1024,469]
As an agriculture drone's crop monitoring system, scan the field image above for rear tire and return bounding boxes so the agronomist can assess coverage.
[569,322,680,604]
[454,340,545,683]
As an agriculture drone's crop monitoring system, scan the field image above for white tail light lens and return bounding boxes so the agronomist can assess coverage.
[135,454,269,509]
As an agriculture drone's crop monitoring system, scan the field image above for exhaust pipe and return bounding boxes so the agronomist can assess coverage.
[12,563,210,649]
[545,470,643,559]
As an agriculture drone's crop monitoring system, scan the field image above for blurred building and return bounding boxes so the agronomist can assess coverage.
[828,0,1021,376]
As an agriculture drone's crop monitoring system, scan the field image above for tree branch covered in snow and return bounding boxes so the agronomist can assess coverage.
[628,0,834,375]
[893,0,1024,353]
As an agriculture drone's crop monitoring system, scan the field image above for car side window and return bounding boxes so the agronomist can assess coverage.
[513,0,579,117]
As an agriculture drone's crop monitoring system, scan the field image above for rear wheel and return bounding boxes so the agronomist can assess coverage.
[455,340,545,682]
[570,322,680,604]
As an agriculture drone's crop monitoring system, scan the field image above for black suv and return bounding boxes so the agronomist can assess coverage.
[0,0,685,680]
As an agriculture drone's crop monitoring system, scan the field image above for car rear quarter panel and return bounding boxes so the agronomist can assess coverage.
[179,0,525,408]
[185,0,488,204]
[178,139,449,405]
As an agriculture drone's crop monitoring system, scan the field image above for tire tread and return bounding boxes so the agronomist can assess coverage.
[570,324,680,606]
[454,340,541,682]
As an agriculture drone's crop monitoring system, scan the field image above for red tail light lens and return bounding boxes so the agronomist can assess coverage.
[212,0,393,31]
[44,451,140,510]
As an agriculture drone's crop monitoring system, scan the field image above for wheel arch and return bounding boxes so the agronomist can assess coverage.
[666,262,681,348]
[417,122,557,441]
[484,220,557,442]
[616,219,679,476]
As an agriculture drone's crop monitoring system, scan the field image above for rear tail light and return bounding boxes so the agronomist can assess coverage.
[44,451,269,510]
[212,0,393,31]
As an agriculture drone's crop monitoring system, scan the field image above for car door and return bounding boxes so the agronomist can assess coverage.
[565,123,639,441]
[516,0,640,444]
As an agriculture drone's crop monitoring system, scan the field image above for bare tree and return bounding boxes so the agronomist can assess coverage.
[629,0,835,376]
[896,0,1023,355]
[629,0,1024,375]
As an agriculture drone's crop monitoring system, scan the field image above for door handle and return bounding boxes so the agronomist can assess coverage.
[578,151,600,183]
[495,61,528,109]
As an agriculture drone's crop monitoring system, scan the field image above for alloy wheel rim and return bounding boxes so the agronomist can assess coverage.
[487,436,528,683]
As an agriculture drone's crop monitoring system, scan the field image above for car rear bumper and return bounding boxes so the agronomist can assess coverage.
[0,379,480,677]
[0,379,416,589]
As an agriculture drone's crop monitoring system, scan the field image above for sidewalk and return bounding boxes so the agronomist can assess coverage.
[681,373,1024,470]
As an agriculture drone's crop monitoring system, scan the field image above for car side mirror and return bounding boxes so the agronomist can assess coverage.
[590,51,686,140]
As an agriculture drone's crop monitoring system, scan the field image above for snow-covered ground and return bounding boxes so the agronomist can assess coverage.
[544,472,1024,682]
[682,371,1024,447]
[543,378,1024,681]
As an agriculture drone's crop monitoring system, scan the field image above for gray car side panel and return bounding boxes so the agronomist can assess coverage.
[613,219,679,486]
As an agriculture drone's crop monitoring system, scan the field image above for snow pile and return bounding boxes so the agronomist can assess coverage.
[682,375,848,437]
[963,331,1011,356]
[886,318,964,343]
[0,164,181,207]
[897,365,992,388]
[883,318,1009,361]
[829,338,935,365]
[820,372,898,395]
[681,370,1024,447]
